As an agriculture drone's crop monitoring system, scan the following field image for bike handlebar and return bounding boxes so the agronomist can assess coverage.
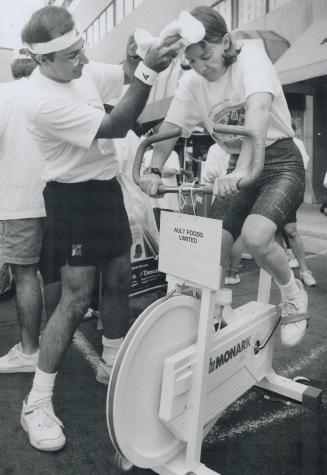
[132,124,265,195]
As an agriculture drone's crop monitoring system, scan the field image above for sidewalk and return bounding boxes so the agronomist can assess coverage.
[297,203,327,239]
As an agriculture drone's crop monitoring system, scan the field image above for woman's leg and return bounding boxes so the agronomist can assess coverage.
[240,213,308,347]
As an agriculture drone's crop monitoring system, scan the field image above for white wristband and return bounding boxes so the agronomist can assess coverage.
[134,61,158,86]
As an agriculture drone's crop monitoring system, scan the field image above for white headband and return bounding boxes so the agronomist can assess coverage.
[25,26,82,55]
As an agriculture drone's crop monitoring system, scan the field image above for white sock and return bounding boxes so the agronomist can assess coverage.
[277,274,299,301]
[27,366,57,406]
[102,336,123,365]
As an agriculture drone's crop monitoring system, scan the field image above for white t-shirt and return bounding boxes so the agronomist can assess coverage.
[201,143,230,183]
[293,137,309,170]
[21,62,124,183]
[166,44,293,154]
[143,149,180,211]
[0,79,45,220]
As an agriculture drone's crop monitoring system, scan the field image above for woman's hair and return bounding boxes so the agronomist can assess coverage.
[21,6,75,62]
[190,6,241,67]
[11,58,37,79]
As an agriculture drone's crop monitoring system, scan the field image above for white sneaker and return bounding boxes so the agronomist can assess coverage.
[280,280,309,347]
[21,398,66,452]
[96,359,114,385]
[0,343,38,373]
[286,249,299,269]
[300,270,317,287]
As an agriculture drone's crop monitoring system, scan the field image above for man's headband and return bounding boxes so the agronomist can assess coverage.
[25,26,82,55]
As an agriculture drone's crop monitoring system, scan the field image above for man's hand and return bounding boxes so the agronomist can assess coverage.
[123,35,141,84]
[140,173,162,197]
[213,169,248,197]
[144,34,183,73]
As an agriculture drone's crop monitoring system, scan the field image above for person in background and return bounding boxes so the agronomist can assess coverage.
[281,123,316,287]
[0,49,45,374]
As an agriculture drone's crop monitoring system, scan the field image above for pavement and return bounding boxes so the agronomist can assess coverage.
[0,203,326,475]
[297,203,327,254]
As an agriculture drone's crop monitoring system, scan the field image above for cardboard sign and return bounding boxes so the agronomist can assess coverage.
[159,211,222,289]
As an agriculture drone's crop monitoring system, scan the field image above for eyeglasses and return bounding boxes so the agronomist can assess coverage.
[65,43,87,66]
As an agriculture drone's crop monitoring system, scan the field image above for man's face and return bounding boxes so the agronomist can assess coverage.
[41,38,89,83]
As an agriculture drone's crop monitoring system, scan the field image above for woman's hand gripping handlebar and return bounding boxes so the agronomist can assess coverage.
[133,125,265,196]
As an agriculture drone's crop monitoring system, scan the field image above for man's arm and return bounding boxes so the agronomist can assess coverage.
[95,36,182,139]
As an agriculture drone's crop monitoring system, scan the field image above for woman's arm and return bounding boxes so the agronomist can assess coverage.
[213,92,272,197]
[139,121,181,196]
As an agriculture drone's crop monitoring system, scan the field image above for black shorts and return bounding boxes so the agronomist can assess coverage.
[40,179,132,283]
[209,138,305,240]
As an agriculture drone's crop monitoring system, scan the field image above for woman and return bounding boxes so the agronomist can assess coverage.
[140,5,309,347]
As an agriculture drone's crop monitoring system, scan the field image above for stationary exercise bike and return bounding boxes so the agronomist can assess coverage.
[106,125,321,475]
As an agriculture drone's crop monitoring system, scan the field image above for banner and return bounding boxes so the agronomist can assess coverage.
[129,222,166,296]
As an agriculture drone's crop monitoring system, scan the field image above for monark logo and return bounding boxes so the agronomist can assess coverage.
[209,337,251,373]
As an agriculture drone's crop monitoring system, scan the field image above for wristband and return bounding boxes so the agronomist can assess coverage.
[150,167,162,177]
[134,61,158,86]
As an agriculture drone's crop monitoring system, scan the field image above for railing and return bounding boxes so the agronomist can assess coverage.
[84,0,143,48]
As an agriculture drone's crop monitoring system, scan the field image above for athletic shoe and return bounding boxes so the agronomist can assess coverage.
[299,270,317,287]
[0,343,38,373]
[225,270,240,285]
[227,271,240,285]
[280,280,309,347]
[20,398,66,452]
[96,359,114,385]
[286,249,299,269]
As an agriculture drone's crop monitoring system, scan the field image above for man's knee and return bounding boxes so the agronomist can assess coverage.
[60,266,95,318]
[103,255,131,294]
[11,263,39,283]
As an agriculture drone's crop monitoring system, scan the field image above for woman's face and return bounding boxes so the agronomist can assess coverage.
[185,37,229,82]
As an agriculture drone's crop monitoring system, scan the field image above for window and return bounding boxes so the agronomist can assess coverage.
[116,0,124,24]
[238,0,266,26]
[99,11,107,39]
[125,0,134,16]
[269,0,293,12]
[93,18,100,44]
[106,3,114,32]
[86,24,94,47]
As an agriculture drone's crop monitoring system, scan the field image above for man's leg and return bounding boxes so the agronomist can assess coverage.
[241,214,308,347]
[11,264,42,354]
[0,263,42,373]
[21,264,96,452]
[96,251,131,384]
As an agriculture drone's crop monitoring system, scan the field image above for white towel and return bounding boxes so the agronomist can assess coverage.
[134,11,205,59]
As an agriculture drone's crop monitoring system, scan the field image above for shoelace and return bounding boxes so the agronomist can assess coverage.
[8,344,22,360]
[281,300,300,319]
[25,398,64,428]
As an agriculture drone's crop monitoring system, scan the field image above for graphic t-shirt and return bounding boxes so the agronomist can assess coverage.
[21,62,124,183]
[166,44,293,154]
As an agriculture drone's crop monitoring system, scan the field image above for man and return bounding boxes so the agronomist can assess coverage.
[19,5,182,452]
[0,50,44,373]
